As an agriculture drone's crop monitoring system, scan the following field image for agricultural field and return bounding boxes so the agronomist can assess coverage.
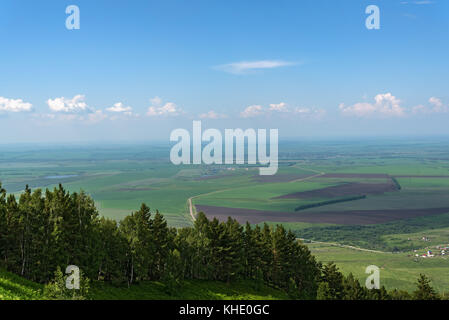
[1,138,449,292]
[307,239,449,293]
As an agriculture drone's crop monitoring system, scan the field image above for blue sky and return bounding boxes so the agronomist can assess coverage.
[0,0,448,143]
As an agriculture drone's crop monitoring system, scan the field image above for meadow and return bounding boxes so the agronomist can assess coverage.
[307,240,449,293]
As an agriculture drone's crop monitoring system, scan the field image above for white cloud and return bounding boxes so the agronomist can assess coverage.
[199,110,227,119]
[293,107,327,118]
[269,102,288,112]
[339,93,405,118]
[240,105,264,118]
[413,97,448,114]
[429,97,443,109]
[240,102,326,119]
[0,97,33,112]
[106,102,132,113]
[47,94,89,113]
[150,96,162,106]
[147,97,182,117]
[216,60,296,74]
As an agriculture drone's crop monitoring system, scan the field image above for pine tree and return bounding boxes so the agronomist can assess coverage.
[413,274,439,300]
[342,273,367,300]
[149,211,171,280]
[320,262,344,300]
[120,203,154,285]
[0,183,7,268]
[260,223,273,284]
[97,217,127,283]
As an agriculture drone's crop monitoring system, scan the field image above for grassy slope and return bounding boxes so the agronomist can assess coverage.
[0,269,288,300]
[90,280,289,300]
[0,269,43,300]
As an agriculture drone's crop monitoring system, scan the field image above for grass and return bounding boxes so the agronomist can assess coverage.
[90,280,289,300]
[195,179,336,212]
[307,242,449,293]
[0,268,289,300]
[0,269,44,300]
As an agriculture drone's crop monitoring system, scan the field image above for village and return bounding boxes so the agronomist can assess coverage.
[410,236,449,259]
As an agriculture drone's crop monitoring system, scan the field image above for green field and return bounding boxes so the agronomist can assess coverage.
[308,242,449,293]
[1,139,449,293]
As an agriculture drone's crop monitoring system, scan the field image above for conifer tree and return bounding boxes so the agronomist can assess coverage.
[413,274,439,300]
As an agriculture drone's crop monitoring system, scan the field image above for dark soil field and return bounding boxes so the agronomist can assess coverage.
[393,175,449,178]
[274,181,398,199]
[196,205,449,225]
[319,173,390,179]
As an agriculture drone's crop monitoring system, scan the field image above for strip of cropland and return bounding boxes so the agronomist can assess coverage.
[195,205,449,225]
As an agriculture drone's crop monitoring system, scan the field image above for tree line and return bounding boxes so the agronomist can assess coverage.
[0,183,442,300]
[294,195,366,211]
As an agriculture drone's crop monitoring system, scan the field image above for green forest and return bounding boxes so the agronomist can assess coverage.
[0,183,443,300]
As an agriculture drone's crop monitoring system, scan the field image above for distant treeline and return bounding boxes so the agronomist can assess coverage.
[0,183,442,300]
[391,177,402,190]
[294,195,366,211]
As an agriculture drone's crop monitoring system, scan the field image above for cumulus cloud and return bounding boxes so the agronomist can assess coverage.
[413,97,448,114]
[215,60,296,74]
[339,93,405,118]
[199,110,228,119]
[240,102,326,119]
[240,105,264,118]
[0,97,33,112]
[147,97,183,117]
[47,94,90,113]
[269,102,288,112]
[106,102,133,114]
[429,97,443,107]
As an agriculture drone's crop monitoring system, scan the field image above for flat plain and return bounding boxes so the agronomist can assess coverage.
[1,139,449,292]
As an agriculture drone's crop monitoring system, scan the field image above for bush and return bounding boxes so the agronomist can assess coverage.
[44,267,90,300]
